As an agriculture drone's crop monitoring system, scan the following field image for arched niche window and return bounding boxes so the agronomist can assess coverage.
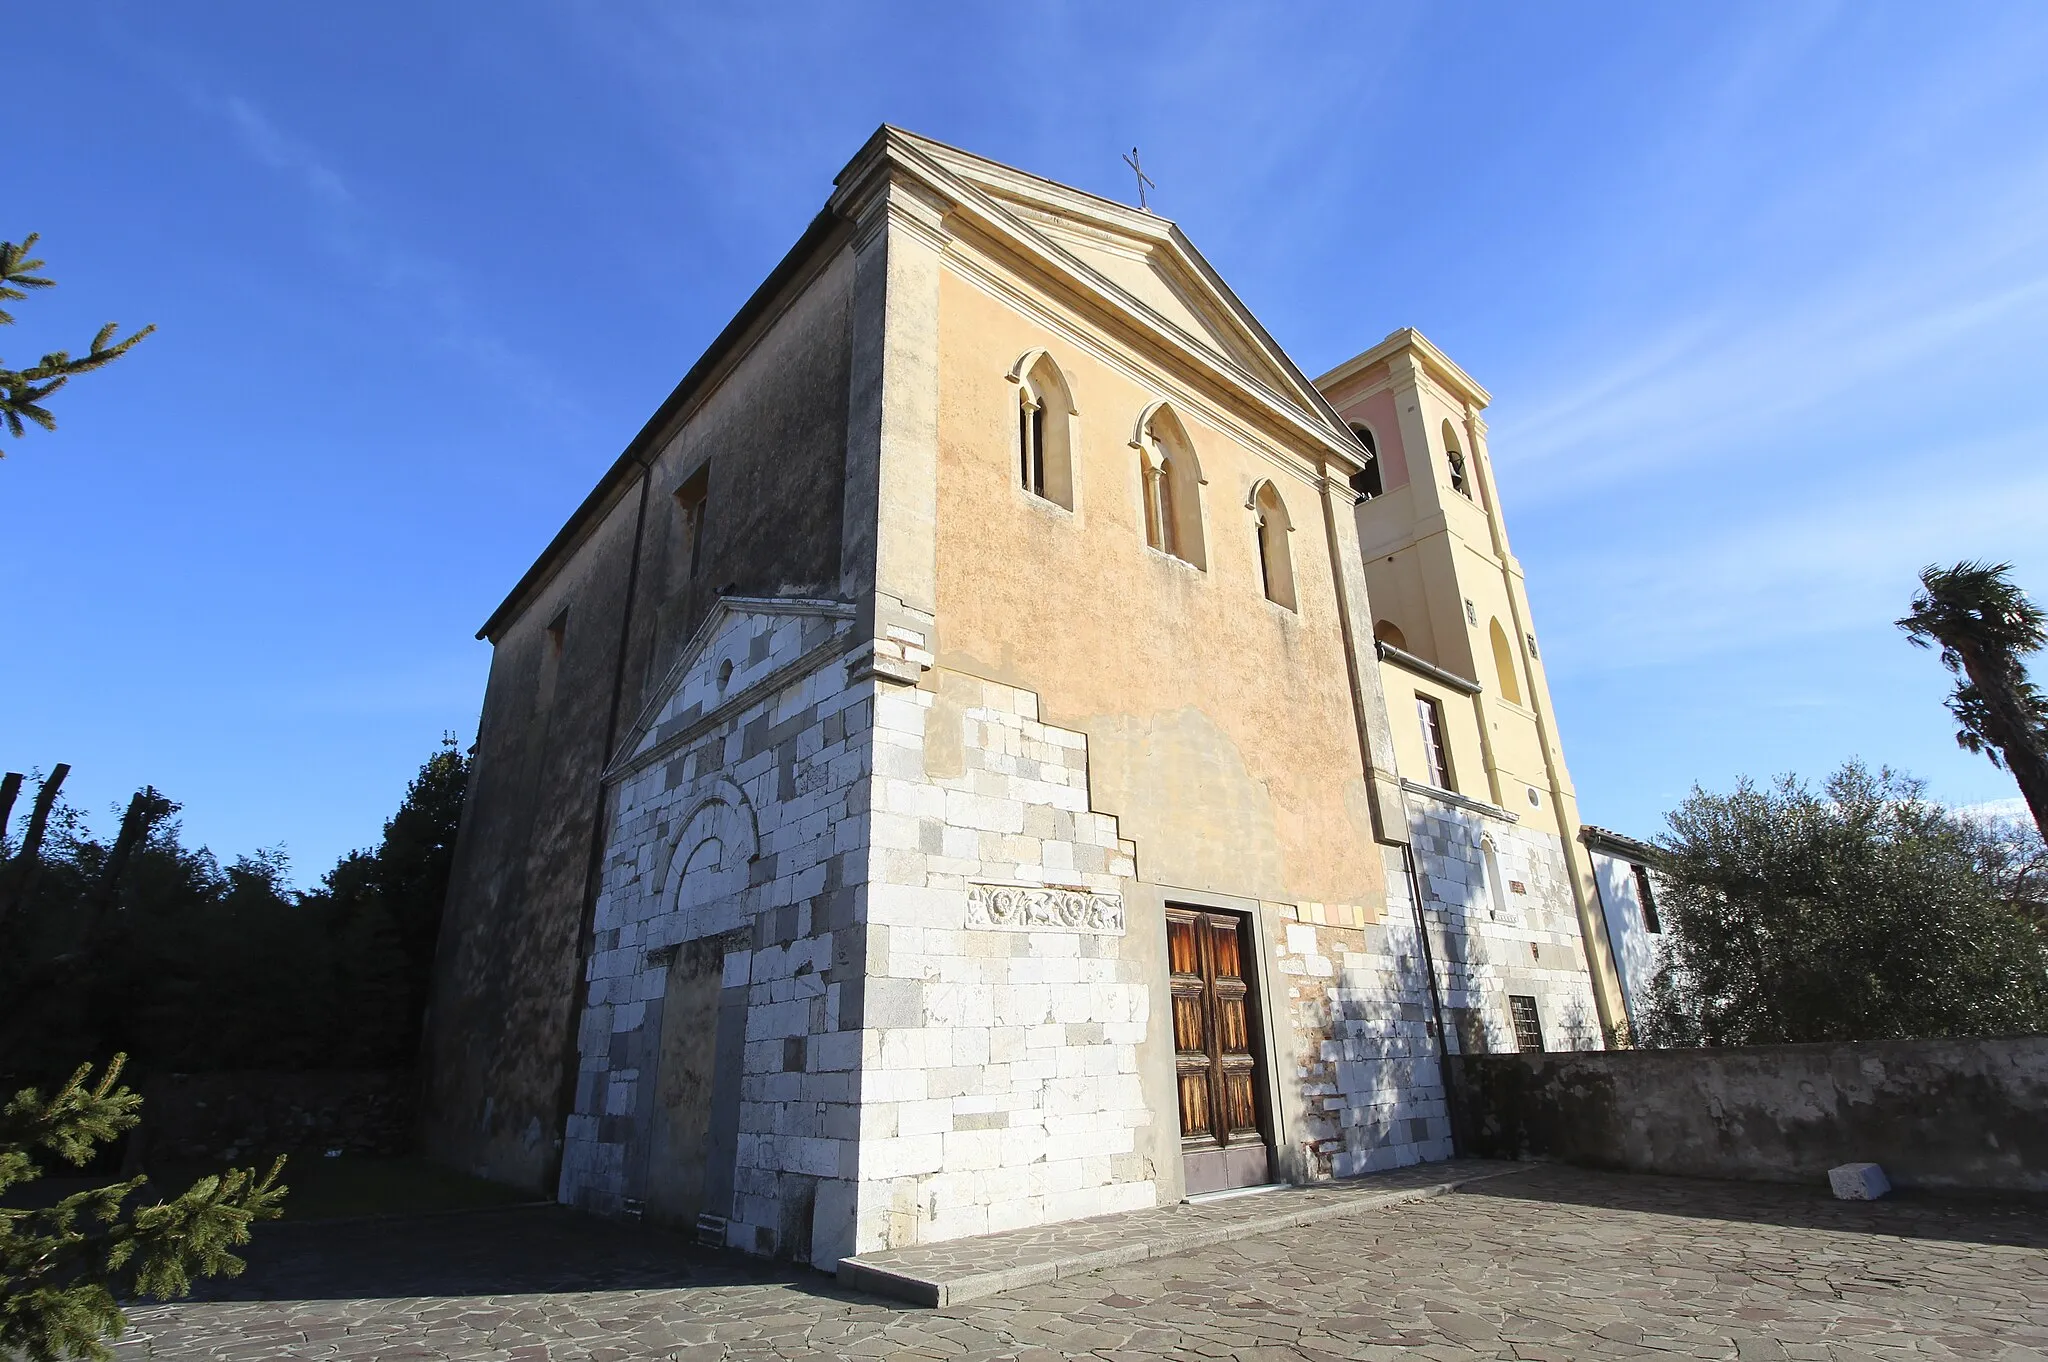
[1133,402,1206,569]
[1008,349,1076,509]
[1488,618,1522,704]
[1441,419,1472,499]
[1373,619,1407,651]
[1248,479,1295,610]
[1347,423,1383,500]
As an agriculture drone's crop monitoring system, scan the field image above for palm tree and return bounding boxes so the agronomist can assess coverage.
[1899,561,2048,840]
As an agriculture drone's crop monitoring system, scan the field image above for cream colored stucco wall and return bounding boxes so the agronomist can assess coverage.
[929,257,1386,922]
[1381,664,1486,803]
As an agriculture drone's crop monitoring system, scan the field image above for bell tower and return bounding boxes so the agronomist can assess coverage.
[1316,329,1629,1047]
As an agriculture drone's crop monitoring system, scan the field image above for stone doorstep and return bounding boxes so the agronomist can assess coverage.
[835,1158,1531,1307]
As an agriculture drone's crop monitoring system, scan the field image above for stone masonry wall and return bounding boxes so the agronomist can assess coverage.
[849,667,1153,1253]
[558,600,870,1265]
[1454,1036,2048,1192]
[558,617,1606,1266]
[1269,858,1454,1181]
[1407,789,1603,1055]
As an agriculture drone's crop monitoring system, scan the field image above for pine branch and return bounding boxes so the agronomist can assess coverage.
[0,1058,142,1186]
[0,233,55,325]
[0,1058,288,1361]
[0,233,153,458]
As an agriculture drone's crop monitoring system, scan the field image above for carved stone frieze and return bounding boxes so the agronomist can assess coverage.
[965,882,1125,935]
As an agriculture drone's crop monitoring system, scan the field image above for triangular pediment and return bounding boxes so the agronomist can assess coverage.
[605,596,856,784]
[880,132,1357,457]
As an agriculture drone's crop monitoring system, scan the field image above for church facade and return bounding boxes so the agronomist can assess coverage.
[419,127,1626,1270]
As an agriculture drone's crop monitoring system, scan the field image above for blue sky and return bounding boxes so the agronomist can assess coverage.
[10,2,2047,880]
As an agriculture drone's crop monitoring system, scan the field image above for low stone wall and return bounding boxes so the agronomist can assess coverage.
[138,1070,416,1164]
[1451,1037,2048,1192]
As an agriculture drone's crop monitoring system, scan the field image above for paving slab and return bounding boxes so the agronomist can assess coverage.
[114,1165,2048,1359]
[836,1157,1529,1305]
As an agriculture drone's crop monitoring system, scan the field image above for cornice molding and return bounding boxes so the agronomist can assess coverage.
[1314,327,1492,410]
[1402,777,1520,825]
[853,129,1368,479]
[602,595,859,785]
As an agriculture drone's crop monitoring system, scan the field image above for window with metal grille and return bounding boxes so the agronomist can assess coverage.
[1416,694,1453,791]
[1508,995,1545,1053]
[1632,863,1662,934]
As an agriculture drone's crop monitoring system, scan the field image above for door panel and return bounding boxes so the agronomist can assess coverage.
[1167,906,1272,1194]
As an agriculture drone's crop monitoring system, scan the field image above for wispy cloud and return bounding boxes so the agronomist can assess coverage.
[178,82,589,434]
[1490,11,2048,505]
[1497,248,2048,499]
[219,95,352,209]
[1535,425,2048,672]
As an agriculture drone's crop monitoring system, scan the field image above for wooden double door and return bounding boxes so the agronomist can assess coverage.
[1167,907,1273,1195]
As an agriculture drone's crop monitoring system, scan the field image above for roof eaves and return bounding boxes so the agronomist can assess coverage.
[1314,327,1493,409]
[475,207,850,642]
[1579,823,1666,864]
[880,132,1365,474]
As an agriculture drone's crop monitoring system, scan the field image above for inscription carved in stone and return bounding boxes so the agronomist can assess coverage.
[965,882,1125,935]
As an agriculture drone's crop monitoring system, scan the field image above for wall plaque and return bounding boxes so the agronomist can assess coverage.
[965,883,1125,935]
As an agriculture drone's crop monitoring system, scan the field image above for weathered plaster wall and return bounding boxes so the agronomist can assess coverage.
[921,253,1466,1201]
[930,259,1384,915]
[421,488,645,1190]
[1454,1038,2048,1192]
[420,237,857,1194]
[635,247,858,703]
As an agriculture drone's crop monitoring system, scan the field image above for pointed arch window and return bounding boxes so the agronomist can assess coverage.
[1249,479,1295,610]
[1441,419,1472,499]
[1008,350,1076,509]
[1488,618,1522,704]
[1133,403,1206,569]
[1348,423,1382,500]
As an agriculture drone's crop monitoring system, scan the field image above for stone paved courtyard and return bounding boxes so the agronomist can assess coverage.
[114,1165,2048,1360]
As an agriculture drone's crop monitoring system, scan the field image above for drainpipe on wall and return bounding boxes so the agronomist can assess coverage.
[1401,842,1461,1157]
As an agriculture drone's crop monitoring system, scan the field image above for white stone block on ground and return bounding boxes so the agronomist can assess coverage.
[1828,1162,1890,1200]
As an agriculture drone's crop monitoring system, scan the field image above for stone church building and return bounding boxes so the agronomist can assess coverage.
[420,127,1628,1269]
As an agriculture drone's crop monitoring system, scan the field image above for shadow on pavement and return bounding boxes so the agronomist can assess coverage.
[1460,1162,2048,1249]
[182,1204,885,1307]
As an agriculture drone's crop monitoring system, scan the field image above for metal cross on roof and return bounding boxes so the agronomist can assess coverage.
[1122,147,1156,212]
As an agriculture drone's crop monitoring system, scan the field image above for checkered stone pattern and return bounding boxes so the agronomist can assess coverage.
[557,602,872,1250]
[1271,869,1455,1181]
[850,670,1155,1256]
[1406,791,1604,1055]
